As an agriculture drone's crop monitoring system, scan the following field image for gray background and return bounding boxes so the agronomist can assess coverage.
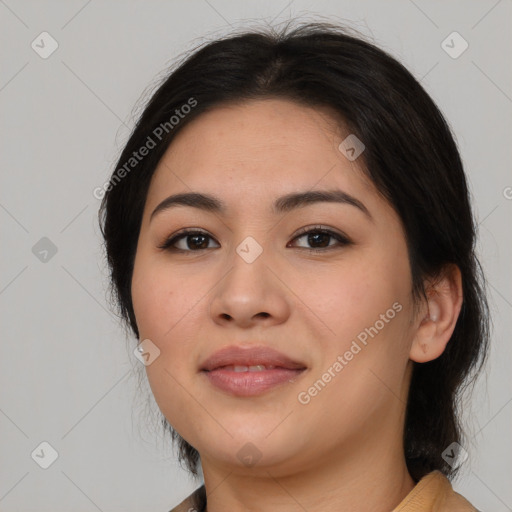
[1,1,511,511]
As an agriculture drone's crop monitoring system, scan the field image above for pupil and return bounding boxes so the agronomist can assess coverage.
[188,235,208,249]
[309,232,330,247]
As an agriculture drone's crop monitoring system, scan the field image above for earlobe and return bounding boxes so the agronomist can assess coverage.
[409,264,463,363]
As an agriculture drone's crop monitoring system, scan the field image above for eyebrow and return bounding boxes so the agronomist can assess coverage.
[150,189,372,222]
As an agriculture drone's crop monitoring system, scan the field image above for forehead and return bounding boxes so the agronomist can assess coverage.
[146,98,378,213]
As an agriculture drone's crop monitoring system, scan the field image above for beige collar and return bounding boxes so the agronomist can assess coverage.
[168,470,478,512]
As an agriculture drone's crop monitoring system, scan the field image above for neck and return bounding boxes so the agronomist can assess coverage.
[201,423,415,512]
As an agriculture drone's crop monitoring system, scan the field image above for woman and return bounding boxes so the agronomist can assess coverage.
[98,21,489,512]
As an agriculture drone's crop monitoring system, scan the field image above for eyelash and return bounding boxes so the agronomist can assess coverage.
[157,225,352,254]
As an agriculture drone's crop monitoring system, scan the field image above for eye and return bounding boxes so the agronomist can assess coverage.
[158,229,220,252]
[287,225,351,251]
[158,225,351,253]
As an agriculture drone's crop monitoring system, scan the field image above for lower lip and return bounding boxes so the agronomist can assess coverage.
[202,368,306,397]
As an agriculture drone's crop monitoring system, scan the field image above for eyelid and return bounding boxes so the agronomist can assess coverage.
[157,228,219,251]
[291,224,350,241]
[288,224,352,250]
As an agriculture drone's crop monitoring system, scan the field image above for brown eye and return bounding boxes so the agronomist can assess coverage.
[158,230,220,252]
[304,232,331,248]
[288,227,351,251]
[184,234,210,250]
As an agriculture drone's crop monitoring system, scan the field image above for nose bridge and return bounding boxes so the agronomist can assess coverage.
[208,232,290,326]
[224,234,270,300]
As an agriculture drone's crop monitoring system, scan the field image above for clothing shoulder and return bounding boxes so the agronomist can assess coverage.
[441,487,480,512]
[170,475,482,512]
[432,472,479,512]
[392,470,480,512]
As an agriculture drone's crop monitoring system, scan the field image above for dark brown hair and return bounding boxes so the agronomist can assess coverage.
[99,20,489,487]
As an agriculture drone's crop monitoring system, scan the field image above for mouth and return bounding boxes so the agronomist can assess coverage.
[199,345,307,397]
[207,364,300,372]
[201,366,307,397]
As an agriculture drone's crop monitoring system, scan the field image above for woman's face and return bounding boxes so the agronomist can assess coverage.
[131,98,419,475]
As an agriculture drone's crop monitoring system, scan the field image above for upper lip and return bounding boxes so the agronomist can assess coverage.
[200,345,307,371]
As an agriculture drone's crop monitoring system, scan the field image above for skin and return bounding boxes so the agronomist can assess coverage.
[131,98,463,512]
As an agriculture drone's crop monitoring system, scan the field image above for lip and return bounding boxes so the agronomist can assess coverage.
[199,345,307,397]
[199,345,307,371]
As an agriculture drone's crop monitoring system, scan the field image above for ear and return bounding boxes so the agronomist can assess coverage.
[410,264,463,363]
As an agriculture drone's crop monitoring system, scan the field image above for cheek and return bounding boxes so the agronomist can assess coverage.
[292,257,405,337]
[131,266,168,340]
[291,248,412,382]
[131,254,202,342]
[292,268,411,433]
[131,253,209,398]
[131,256,205,437]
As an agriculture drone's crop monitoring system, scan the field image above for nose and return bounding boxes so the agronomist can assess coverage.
[209,247,291,329]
